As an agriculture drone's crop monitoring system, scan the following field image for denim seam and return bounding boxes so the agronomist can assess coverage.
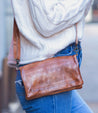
[71,103,85,112]
[53,95,56,113]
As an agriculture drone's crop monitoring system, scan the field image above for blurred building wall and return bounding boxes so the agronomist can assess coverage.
[0,0,13,77]
[0,0,6,77]
[0,0,14,112]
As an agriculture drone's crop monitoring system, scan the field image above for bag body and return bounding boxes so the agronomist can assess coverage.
[20,55,83,100]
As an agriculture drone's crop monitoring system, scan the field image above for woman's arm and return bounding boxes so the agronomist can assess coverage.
[29,0,93,37]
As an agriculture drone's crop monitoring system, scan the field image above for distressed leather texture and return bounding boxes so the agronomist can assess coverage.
[20,55,83,100]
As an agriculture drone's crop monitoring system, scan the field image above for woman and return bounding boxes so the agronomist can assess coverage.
[8,0,94,113]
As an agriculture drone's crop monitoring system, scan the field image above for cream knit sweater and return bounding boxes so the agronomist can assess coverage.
[8,0,93,65]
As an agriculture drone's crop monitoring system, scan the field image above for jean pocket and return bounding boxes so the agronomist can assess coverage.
[15,80,24,88]
[15,79,25,96]
[54,46,73,57]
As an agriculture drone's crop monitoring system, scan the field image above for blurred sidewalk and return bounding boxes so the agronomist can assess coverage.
[4,23,98,113]
[79,23,98,113]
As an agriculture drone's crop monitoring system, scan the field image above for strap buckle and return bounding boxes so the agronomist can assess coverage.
[16,59,20,70]
[74,44,79,56]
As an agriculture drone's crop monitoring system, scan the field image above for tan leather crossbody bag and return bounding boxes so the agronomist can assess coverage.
[13,19,83,100]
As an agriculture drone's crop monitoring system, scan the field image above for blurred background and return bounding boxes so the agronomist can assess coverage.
[0,0,98,113]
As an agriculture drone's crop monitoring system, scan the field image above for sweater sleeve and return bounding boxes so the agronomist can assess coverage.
[28,0,93,37]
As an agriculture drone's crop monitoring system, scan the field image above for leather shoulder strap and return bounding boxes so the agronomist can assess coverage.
[13,19,20,61]
[75,23,78,45]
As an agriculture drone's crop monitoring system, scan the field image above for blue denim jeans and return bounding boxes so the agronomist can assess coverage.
[15,42,93,113]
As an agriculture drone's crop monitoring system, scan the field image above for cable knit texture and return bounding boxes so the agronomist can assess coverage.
[8,0,93,66]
